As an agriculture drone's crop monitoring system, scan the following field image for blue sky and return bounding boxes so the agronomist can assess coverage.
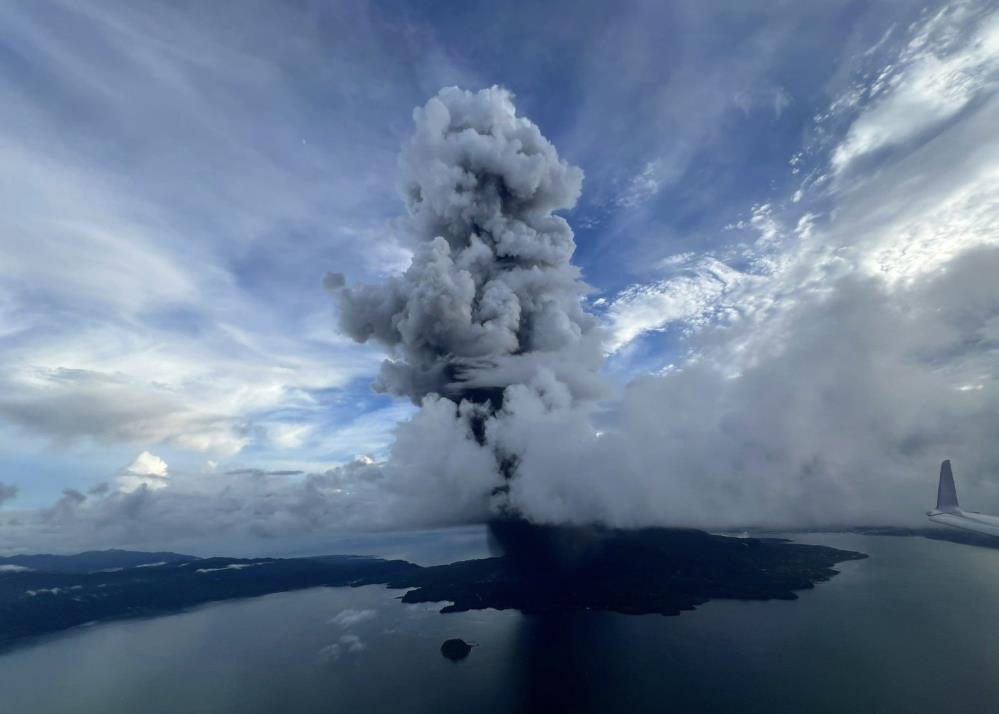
[2,0,999,551]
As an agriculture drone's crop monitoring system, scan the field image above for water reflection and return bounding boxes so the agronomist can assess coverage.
[506,613,624,714]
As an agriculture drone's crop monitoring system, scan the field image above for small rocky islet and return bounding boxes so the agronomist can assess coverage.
[440,638,475,661]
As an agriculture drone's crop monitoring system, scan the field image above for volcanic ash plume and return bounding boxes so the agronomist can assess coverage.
[327,86,605,519]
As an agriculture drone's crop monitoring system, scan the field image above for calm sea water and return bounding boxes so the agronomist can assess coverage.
[3,533,999,713]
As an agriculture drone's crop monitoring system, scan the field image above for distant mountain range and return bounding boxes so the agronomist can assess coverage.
[0,527,868,652]
[0,549,194,574]
[0,551,419,650]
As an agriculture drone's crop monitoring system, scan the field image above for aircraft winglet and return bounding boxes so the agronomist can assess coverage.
[927,461,999,538]
[936,459,959,512]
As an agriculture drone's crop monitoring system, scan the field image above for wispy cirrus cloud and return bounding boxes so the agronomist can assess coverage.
[0,1,466,474]
[830,4,999,175]
[603,0,999,359]
[598,257,752,354]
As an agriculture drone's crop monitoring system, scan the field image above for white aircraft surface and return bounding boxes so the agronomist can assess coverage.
[927,460,999,537]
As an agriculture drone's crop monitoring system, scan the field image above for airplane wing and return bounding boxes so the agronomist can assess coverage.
[927,460,999,537]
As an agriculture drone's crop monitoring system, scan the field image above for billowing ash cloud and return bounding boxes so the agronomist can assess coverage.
[328,86,603,406]
[327,86,605,516]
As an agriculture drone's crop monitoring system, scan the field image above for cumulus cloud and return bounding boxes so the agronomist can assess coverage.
[128,452,169,478]
[115,452,170,494]
[0,457,387,554]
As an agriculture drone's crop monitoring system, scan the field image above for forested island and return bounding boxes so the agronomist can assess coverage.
[1,525,866,650]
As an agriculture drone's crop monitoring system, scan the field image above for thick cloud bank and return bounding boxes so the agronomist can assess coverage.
[501,250,999,529]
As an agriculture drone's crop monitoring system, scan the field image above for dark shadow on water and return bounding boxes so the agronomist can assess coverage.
[505,614,638,714]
